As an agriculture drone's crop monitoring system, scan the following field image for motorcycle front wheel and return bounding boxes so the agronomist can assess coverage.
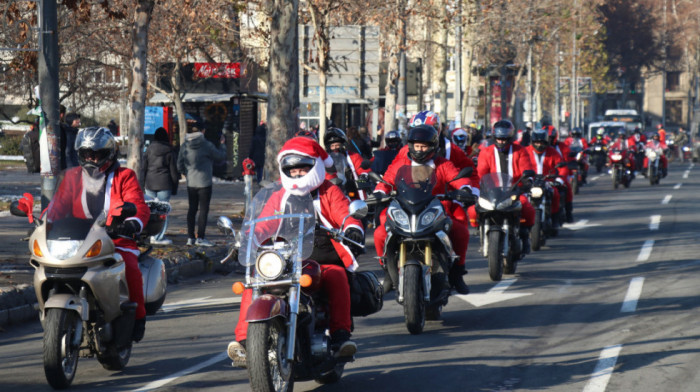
[43,308,81,390]
[531,214,542,252]
[247,319,294,392]
[487,231,504,281]
[612,167,619,189]
[572,175,579,194]
[403,264,426,335]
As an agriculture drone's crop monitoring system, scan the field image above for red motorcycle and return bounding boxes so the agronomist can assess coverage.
[608,149,632,189]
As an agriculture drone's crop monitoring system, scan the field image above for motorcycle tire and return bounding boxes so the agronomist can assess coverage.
[43,308,81,390]
[572,176,579,195]
[531,215,542,252]
[145,293,167,316]
[612,168,619,189]
[487,231,504,281]
[97,342,132,371]
[403,264,426,335]
[596,163,603,173]
[504,237,518,275]
[247,319,294,392]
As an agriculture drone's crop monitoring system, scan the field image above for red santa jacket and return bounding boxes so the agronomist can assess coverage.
[375,148,475,199]
[477,143,533,182]
[525,145,565,177]
[324,151,371,200]
[261,181,364,271]
[46,166,150,252]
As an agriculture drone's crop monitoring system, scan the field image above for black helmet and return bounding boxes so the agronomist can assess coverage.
[407,124,439,164]
[385,130,402,149]
[280,153,316,178]
[572,127,582,138]
[324,127,347,152]
[531,129,549,152]
[493,120,515,152]
[75,127,117,175]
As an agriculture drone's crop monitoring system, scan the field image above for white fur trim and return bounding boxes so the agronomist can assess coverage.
[279,156,325,195]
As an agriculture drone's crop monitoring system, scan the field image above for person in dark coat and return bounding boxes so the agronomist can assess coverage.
[248,122,267,182]
[20,120,41,173]
[141,127,179,245]
[63,112,81,168]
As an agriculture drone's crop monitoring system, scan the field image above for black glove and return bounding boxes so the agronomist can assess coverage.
[366,191,384,204]
[454,187,474,203]
[114,219,141,238]
[343,227,365,246]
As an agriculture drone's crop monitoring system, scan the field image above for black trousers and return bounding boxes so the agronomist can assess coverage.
[187,186,213,239]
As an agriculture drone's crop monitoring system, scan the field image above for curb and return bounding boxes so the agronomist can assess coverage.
[0,247,236,328]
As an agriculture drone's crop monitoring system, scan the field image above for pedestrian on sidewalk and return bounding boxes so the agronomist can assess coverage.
[141,127,179,245]
[177,122,226,247]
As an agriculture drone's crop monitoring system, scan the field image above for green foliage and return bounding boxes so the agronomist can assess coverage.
[0,135,24,156]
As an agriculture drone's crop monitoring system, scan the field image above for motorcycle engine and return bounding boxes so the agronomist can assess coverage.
[310,334,329,358]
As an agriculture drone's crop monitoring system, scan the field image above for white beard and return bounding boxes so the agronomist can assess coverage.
[279,157,326,196]
[82,169,106,195]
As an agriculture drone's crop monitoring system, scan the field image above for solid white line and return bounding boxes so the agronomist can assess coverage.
[674,183,682,189]
[582,345,623,392]
[649,215,661,230]
[132,352,229,392]
[661,195,672,205]
[620,277,645,313]
[636,240,654,262]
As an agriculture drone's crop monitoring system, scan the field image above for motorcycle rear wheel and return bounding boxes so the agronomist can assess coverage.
[247,319,294,392]
[572,176,579,195]
[487,231,504,281]
[531,215,542,252]
[43,308,81,390]
[97,342,132,371]
[403,264,425,335]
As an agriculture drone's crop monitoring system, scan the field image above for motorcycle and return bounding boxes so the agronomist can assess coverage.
[528,167,564,251]
[590,141,608,173]
[366,166,475,335]
[218,183,368,391]
[566,146,587,195]
[646,147,662,185]
[476,170,535,281]
[608,149,632,189]
[10,196,168,389]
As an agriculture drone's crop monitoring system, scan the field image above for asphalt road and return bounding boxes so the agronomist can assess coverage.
[1,162,700,391]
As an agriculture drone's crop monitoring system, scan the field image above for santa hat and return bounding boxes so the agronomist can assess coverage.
[277,137,333,168]
[451,128,468,138]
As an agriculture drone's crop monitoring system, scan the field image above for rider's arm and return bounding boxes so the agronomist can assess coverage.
[116,168,151,233]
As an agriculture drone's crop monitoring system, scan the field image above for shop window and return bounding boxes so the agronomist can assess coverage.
[666,72,680,92]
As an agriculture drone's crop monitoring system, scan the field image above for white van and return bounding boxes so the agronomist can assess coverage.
[603,109,643,133]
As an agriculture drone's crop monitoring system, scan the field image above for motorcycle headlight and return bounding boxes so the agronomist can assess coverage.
[611,153,622,160]
[419,208,440,226]
[530,187,543,198]
[478,197,494,210]
[683,146,691,152]
[594,146,602,151]
[647,151,657,159]
[256,251,285,280]
[388,206,410,228]
[47,240,82,260]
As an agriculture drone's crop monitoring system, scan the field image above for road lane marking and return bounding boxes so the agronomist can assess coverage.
[132,352,228,392]
[456,278,531,307]
[591,175,601,181]
[649,215,661,230]
[620,277,644,313]
[674,183,682,189]
[582,345,622,392]
[563,219,601,231]
[683,170,690,179]
[661,195,672,204]
[636,240,654,262]
[160,296,241,313]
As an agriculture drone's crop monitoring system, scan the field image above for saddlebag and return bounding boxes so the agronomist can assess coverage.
[348,270,383,317]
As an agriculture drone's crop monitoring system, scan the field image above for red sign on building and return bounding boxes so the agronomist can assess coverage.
[194,63,242,79]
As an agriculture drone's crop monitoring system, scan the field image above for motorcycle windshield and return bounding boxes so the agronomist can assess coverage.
[44,177,100,241]
[395,165,437,207]
[238,182,315,267]
[330,152,348,185]
[479,172,515,200]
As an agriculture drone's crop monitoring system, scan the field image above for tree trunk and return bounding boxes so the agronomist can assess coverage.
[127,0,154,182]
[265,0,300,182]
[440,1,448,124]
[384,45,398,134]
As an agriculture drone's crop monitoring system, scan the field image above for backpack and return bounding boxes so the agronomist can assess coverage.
[348,270,383,317]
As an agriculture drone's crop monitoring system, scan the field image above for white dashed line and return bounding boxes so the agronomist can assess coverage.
[674,183,682,189]
[649,215,661,231]
[583,345,623,392]
[621,277,644,313]
[661,195,672,204]
[636,240,654,262]
[132,352,228,392]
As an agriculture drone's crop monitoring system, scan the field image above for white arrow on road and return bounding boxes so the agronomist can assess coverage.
[562,219,601,231]
[160,296,241,313]
[456,278,531,307]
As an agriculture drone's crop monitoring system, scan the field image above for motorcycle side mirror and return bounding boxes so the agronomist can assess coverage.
[360,159,372,170]
[217,216,236,236]
[348,200,368,219]
[9,200,27,217]
[367,171,385,184]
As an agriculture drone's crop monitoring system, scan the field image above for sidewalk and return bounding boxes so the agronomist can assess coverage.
[0,166,252,327]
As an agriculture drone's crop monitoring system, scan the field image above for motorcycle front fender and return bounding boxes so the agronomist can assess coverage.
[43,293,88,321]
[246,294,289,323]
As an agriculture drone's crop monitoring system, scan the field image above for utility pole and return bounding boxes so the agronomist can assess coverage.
[570,0,578,131]
[454,0,462,128]
[397,0,407,132]
[554,37,561,128]
[526,45,533,125]
[39,0,61,209]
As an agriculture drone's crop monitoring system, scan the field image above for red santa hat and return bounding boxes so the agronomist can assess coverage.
[277,137,333,168]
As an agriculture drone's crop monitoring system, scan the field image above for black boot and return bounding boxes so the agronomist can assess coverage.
[519,226,531,257]
[662,167,668,178]
[448,263,470,295]
[132,318,146,342]
[565,202,574,223]
[330,329,357,358]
